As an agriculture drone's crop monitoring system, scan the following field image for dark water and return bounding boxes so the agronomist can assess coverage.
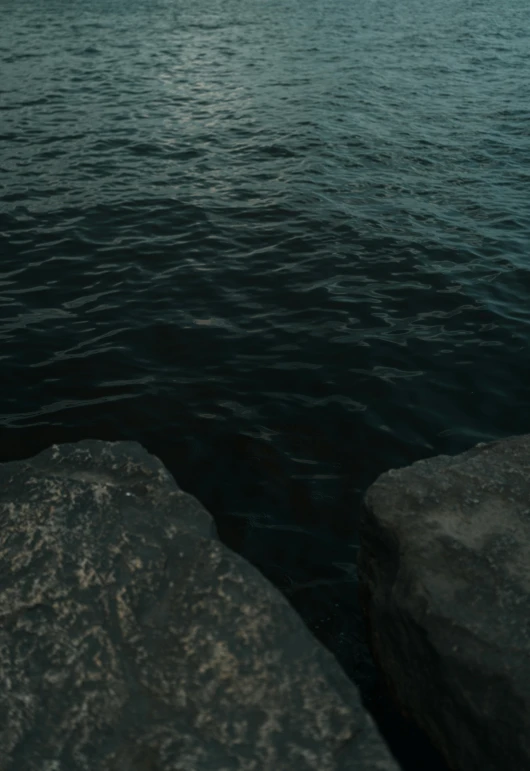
[1,0,529,766]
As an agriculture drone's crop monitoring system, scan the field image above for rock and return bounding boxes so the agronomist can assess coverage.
[357,434,530,771]
[0,440,398,771]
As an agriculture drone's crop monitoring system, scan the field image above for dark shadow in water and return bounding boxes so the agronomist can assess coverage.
[361,678,451,771]
[281,582,451,771]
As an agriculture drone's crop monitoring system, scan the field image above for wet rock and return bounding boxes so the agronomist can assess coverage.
[0,439,398,771]
[357,434,530,771]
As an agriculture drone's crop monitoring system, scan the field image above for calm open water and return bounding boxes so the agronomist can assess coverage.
[1,0,529,766]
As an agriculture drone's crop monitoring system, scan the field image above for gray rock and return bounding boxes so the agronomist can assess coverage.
[357,434,530,771]
[0,440,398,771]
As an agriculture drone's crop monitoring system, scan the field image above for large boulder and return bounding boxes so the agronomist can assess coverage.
[0,440,398,771]
[357,434,530,771]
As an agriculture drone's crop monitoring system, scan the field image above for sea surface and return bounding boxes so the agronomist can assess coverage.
[1,0,529,767]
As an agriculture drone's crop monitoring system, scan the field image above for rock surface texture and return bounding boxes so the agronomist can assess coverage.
[0,440,398,771]
[358,434,530,771]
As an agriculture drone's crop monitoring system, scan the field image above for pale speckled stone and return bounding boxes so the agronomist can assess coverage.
[0,439,398,771]
[357,433,530,771]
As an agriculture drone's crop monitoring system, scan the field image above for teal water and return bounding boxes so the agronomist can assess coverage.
[1,0,529,767]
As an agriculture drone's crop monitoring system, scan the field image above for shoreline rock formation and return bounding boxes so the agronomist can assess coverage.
[357,434,530,771]
[0,439,398,771]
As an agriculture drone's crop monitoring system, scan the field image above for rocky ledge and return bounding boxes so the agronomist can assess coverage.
[358,434,530,771]
[0,440,398,771]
